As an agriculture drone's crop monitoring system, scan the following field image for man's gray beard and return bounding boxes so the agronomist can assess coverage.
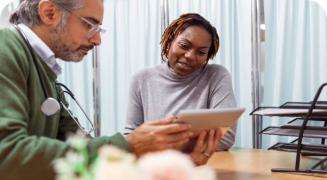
[49,24,84,62]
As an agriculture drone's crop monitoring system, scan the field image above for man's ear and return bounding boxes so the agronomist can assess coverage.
[38,0,62,26]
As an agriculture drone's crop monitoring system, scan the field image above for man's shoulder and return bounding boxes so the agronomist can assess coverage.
[0,27,31,73]
[0,27,14,34]
[0,27,19,40]
[0,27,26,49]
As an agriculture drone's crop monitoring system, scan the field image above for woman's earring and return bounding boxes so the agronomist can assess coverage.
[166,47,170,59]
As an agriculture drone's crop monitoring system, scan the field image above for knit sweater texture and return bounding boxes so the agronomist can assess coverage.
[124,62,237,150]
[0,27,130,179]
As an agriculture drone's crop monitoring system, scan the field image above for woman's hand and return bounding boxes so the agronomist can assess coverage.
[189,129,222,166]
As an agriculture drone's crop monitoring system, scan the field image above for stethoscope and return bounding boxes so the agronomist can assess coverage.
[14,24,61,116]
[14,24,94,134]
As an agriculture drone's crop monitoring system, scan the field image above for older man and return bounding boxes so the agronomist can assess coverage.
[0,0,193,179]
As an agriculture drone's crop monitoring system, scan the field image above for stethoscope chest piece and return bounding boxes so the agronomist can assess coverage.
[41,97,60,116]
[14,24,60,116]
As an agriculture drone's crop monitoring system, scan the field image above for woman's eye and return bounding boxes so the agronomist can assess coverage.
[179,43,188,49]
[198,51,207,55]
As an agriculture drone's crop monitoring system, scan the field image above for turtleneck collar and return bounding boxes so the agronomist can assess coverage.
[159,61,206,81]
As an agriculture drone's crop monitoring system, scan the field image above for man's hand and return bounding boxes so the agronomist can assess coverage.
[189,129,222,166]
[125,116,193,157]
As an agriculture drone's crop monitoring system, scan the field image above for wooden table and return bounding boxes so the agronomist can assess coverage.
[207,147,327,180]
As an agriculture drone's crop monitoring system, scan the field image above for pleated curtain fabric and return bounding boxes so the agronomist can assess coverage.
[263,0,327,148]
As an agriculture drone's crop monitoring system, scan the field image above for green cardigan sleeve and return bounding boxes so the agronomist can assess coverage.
[0,28,130,179]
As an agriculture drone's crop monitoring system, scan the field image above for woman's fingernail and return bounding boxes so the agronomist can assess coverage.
[165,116,173,122]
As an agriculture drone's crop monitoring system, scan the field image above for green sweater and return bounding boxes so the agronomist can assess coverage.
[0,27,130,179]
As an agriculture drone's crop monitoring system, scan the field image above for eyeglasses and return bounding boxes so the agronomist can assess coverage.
[54,3,106,38]
[54,82,94,135]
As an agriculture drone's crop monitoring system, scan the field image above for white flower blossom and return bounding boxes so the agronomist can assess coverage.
[66,130,89,150]
[54,152,83,180]
[98,145,136,163]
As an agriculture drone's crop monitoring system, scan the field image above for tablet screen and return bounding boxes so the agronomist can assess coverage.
[173,108,246,133]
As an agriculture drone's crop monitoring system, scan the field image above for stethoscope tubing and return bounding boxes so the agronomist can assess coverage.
[14,24,50,99]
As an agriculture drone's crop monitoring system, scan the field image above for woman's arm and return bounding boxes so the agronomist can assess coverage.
[208,66,237,150]
[124,73,145,136]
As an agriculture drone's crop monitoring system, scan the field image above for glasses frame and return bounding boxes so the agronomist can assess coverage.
[54,3,106,38]
[54,82,95,135]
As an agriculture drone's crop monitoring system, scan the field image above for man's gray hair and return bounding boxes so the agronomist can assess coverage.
[9,0,84,28]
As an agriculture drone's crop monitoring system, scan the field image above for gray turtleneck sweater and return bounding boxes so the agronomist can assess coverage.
[124,62,237,150]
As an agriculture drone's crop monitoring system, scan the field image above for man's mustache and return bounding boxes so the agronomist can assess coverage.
[77,45,94,51]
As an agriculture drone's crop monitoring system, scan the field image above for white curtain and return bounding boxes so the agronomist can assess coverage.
[263,0,327,149]
[0,8,9,27]
[167,0,252,148]
[99,0,162,135]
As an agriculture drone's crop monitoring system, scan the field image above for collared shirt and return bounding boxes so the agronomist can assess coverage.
[17,24,62,75]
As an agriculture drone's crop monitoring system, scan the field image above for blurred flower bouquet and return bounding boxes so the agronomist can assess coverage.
[54,132,217,180]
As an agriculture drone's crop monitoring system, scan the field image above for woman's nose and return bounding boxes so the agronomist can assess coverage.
[184,49,196,61]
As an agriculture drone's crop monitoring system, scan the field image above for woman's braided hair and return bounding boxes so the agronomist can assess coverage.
[160,13,219,66]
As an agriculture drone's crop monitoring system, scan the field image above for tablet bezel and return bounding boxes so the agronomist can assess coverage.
[173,107,246,132]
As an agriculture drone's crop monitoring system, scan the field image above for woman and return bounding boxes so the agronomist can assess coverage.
[124,13,237,165]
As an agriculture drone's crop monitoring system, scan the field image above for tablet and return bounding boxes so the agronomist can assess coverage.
[173,108,246,135]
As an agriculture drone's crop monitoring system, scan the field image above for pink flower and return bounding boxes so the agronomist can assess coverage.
[138,150,195,180]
